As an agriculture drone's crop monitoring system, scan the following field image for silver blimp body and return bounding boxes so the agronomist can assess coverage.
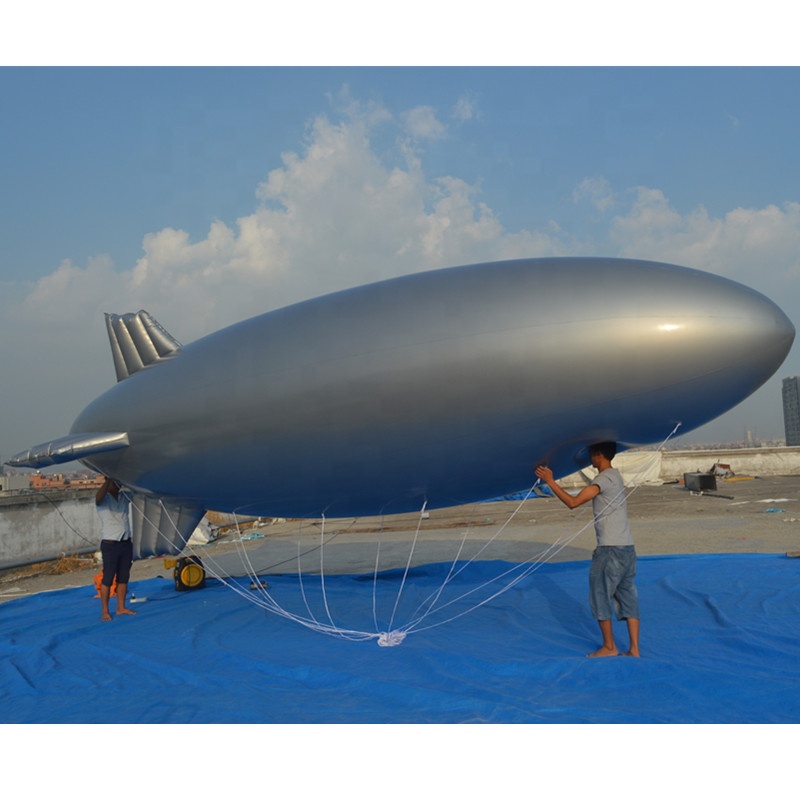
[9,257,795,558]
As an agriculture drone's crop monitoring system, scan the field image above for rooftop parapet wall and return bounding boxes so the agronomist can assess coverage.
[659,446,800,480]
[560,446,800,487]
[0,491,101,570]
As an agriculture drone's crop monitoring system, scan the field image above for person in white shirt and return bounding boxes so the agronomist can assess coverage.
[95,476,136,622]
[535,441,640,657]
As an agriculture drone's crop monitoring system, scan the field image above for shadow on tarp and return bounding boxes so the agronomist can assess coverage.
[2,553,799,723]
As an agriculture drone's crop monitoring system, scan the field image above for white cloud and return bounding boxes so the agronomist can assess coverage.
[16,255,123,328]
[402,105,446,140]
[572,176,616,213]
[451,93,479,122]
[610,187,800,295]
[1,98,541,385]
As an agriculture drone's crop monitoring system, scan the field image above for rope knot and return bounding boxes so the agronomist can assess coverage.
[377,630,407,647]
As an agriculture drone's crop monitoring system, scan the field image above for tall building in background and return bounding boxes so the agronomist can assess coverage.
[782,377,800,446]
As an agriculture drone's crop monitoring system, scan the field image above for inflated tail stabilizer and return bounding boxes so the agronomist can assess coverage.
[106,310,182,382]
[129,494,206,560]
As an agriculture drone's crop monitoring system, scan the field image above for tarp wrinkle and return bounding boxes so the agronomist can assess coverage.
[1,554,798,723]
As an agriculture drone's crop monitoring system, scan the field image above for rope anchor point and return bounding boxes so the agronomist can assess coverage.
[377,630,407,647]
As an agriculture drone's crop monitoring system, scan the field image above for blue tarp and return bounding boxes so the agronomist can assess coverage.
[2,553,799,723]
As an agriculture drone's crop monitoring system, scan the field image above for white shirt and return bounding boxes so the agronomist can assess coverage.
[97,492,132,541]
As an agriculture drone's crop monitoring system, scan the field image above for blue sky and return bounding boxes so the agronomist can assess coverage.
[4,67,797,276]
[2,63,800,464]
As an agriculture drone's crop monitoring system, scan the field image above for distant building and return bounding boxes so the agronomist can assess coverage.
[29,472,68,491]
[782,376,800,446]
[23,471,105,492]
[69,475,105,490]
[0,474,29,493]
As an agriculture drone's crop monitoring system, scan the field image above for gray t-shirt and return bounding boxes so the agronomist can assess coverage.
[591,467,633,546]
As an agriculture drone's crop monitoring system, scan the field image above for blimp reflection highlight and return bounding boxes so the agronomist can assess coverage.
[8,257,795,559]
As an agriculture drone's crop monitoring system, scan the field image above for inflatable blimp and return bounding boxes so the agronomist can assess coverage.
[9,257,795,558]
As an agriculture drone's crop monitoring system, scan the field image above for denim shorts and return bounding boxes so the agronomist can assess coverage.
[589,545,639,621]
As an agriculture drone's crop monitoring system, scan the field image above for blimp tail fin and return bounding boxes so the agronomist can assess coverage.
[129,494,206,560]
[105,310,182,382]
[6,432,129,469]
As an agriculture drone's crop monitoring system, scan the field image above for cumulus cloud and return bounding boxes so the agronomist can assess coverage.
[17,255,123,328]
[12,101,494,345]
[572,176,616,213]
[402,105,446,141]
[114,98,569,337]
[610,187,800,295]
[451,93,479,122]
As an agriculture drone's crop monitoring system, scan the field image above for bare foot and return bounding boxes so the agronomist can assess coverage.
[587,645,619,658]
[116,608,137,616]
[101,612,113,622]
[621,650,640,657]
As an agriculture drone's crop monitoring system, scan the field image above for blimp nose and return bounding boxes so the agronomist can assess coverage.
[571,264,796,448]
[735,290,795,376]
[676,277,794,387]
[627,272,796,436]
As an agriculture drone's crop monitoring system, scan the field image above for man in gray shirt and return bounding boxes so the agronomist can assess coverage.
[535,441,640,657]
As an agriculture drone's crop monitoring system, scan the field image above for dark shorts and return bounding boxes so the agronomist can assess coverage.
[589,545,639,621]
[101,539,133,586]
